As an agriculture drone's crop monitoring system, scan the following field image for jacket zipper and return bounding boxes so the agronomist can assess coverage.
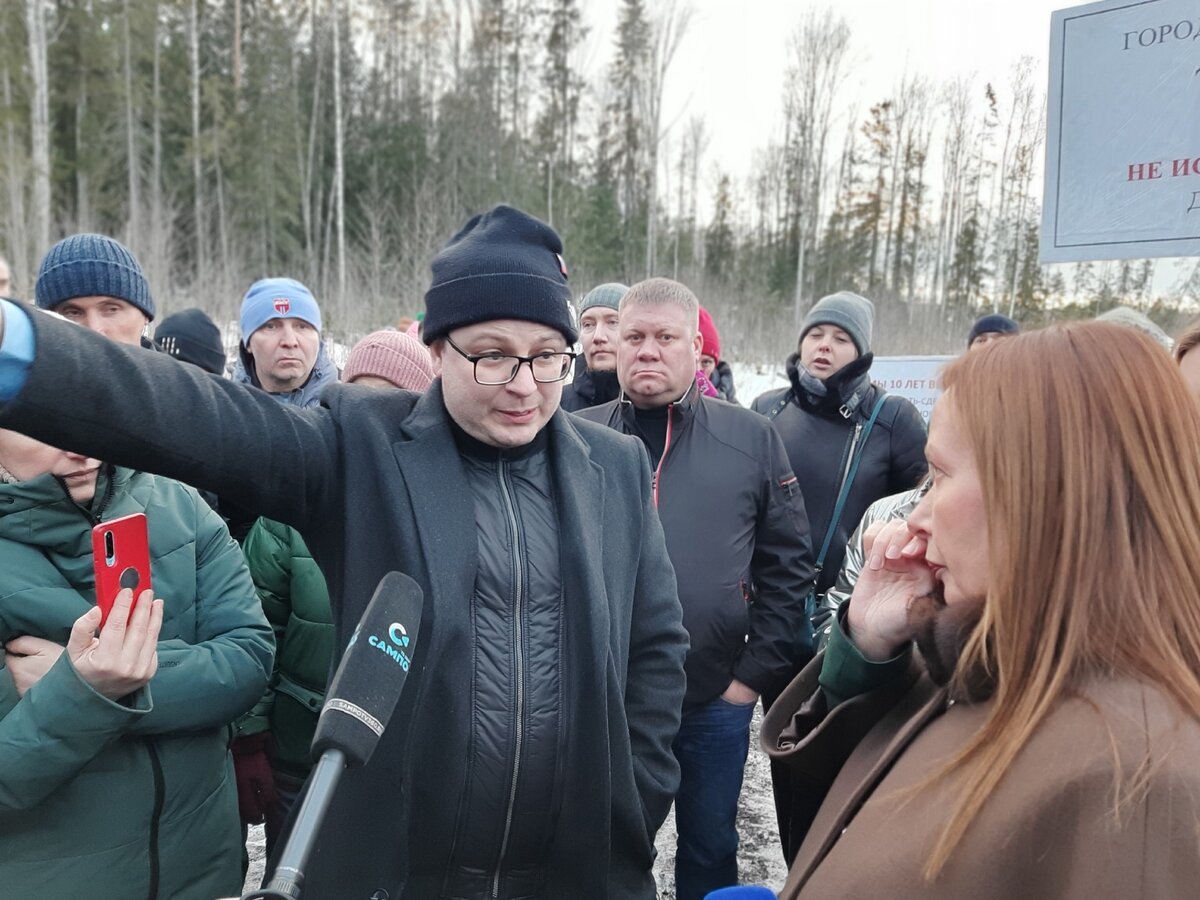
[491,458,526,900]
[837,424,863,495]
[651,407,675,508]
[146,738,165,900]
[59,463,117,526]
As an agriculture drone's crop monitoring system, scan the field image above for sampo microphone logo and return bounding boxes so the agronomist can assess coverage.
[369,621,413,671]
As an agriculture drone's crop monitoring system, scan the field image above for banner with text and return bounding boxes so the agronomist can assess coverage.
[1042,0,1200,262]
[869,356,953,423]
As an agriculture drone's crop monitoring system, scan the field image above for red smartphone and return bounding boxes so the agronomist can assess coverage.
[92,513,153,628]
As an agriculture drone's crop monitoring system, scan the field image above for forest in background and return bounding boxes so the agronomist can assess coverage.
[4,0,1199,360]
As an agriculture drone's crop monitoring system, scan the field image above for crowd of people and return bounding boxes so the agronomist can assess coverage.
[0,203,1198,900]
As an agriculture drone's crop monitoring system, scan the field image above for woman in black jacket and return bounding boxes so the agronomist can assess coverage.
[752,290,927,859]
[752,292,927,652]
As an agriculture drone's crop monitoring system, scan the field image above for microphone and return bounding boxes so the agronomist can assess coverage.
[310,570,424,769]
[243,571,425,900]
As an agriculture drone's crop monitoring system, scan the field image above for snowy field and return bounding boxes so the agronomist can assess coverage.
[729,361,790,409]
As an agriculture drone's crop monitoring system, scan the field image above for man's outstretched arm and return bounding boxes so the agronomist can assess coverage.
[0,300,35,401]
[0,301,338,531]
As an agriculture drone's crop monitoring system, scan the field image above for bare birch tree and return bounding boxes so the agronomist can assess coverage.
[332,0,347,303]
[123,0,140,243]
[642,0,692,277]
[784,7,850,322]
[26,0,51,260]
[2,65,29,286]
[190,0,205,283]
[932,78,972,308]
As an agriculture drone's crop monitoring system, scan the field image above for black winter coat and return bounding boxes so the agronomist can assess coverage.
[0,307,690,900]
[751,353,928,596]
[559,366,621,412]
[579,386,816,708]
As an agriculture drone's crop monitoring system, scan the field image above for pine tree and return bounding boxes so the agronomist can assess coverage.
[705,173,736,277]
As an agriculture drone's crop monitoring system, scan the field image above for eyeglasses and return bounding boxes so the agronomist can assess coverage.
[444,335,577,386]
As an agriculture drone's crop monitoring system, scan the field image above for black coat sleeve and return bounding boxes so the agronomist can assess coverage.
[885,398,929,494]
[0,305,339,532]
[750,390,771,415]
[732,424,817,696]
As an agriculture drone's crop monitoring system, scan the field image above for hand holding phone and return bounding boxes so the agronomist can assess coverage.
[92,513,153,628]
[67,588,163,700]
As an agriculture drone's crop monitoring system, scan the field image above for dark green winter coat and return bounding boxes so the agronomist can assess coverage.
[240,517,334,780]
[0,465,274,900]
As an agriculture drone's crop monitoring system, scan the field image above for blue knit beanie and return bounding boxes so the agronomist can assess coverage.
[967,313,1020,347]
[240,277,322,343]
[800,291,874,356]
[35,233,155,319]
[422,205,576,345]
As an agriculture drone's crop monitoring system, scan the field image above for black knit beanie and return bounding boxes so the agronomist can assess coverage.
[154,308,228,376]
[967,313,1020,347]
[422,205,576,345]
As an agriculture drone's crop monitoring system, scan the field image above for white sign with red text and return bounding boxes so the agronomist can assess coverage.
[1042,0,1200,262]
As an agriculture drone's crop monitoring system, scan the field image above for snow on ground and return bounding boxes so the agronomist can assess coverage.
[730,361,789,408]
[652,706,791,897]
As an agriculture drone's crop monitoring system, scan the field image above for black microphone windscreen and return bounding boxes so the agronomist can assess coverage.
[311,571,425,768]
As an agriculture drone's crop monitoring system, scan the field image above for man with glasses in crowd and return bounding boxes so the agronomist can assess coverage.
[0,205,688,899]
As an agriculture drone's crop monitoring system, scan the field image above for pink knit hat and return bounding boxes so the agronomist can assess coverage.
[343,330,435,392]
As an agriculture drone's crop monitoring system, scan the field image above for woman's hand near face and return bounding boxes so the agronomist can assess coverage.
[845,519,935,661]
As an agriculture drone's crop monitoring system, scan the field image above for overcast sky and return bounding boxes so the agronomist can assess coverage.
[585,0,1067,195]
[578,0,1199,283]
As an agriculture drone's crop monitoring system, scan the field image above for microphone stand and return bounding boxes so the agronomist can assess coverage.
[241,749,346,900]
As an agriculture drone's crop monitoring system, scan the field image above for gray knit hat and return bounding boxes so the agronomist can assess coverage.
[800,291,874,356]
[579,283,628,313]
[35,233,155,320]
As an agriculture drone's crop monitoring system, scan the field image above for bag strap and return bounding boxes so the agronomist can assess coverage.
[815,392,889,571]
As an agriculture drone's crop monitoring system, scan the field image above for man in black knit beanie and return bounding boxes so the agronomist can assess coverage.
[0,204,688,900]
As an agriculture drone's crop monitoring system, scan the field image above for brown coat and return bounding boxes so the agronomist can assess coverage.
[761,654,1200,899]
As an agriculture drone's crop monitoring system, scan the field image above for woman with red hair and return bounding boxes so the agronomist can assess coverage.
[763,321,1200,899]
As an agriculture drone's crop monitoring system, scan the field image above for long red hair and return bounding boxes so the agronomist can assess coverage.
[923,321,1200,876]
